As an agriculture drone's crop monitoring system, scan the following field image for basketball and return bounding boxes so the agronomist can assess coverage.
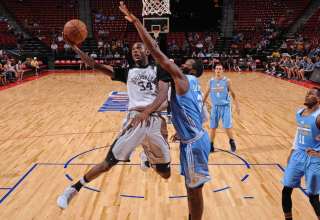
[63,19,88,45]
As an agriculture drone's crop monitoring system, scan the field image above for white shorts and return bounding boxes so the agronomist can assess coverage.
[111,111,170,164]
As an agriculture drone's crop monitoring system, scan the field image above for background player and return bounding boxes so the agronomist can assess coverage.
[203,64,240,152]
[119,2,210,219]
[282,88,320,220]
[57,39,171,209]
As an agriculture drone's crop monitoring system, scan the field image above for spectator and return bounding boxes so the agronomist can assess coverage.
[3,60,17,82]
[90,51,97,59]
[14,60,23,81]
[114,51,121,59]
[51,41,58,56]
[30,57,40,76]
[64,42,71,54]
[315,56,320,68]
[0,63,7,85]
[302,57,315,80]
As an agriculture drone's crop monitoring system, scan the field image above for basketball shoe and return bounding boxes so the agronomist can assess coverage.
[57,186,78,209]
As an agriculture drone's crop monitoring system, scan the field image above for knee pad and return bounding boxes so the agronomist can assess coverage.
[105,150,119,167]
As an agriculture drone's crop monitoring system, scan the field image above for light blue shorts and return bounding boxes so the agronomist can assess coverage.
[283,149,320,195]
[210,105,232,129]
[180,132,211,188]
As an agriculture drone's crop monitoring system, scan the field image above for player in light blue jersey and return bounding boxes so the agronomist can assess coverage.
[282,88,320,220]
[120,3,210,219]
[203,63,240,152]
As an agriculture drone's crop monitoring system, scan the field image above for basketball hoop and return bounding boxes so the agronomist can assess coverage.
[142,0,171,16]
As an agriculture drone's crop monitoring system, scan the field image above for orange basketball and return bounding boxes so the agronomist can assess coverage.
[63,19,88,45]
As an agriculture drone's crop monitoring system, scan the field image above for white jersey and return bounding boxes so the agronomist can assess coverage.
[127,65,158,110]
[113,65,167,110]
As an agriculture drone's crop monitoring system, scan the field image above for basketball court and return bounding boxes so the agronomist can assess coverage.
[0,70,316,219]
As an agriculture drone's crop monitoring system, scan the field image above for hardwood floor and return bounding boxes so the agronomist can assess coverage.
[0,71,316,219]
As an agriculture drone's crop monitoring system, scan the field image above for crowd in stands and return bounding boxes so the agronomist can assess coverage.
[167,32,217,58]
[231,17,281,55]
[263,32,320,81]
[95,38,130,59]
[0,50,41,86]
[265,53,320,81]
[50,34,130,60]
[0,17,24,50]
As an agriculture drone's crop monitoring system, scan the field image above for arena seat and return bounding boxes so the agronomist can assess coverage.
[3,0,79,46]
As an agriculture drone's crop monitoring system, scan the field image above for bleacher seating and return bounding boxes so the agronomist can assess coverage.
[302,8,320,40]
[0,21,16,48]
[3,0,79,46]
[234,0,310,32]
[90,0,142,41]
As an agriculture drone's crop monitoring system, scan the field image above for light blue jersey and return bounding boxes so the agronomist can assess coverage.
[170,74,211,188]
[294,108,320,152]
[171,75,205,142]
[209,77,230,106]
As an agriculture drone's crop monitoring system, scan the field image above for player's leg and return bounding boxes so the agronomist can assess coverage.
[57,147,119,209]
[222,105,236,152]
[210,128,217,152]
[209,105,219,152]
[308,194,320,219]
[282,151,305,219]
[306,161,320,219]
[57,112,145,209]
[282,186,294,220]
[143,114,171,179]
[186,185,204,220]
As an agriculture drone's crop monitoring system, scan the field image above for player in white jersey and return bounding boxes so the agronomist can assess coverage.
[57,40,171,209]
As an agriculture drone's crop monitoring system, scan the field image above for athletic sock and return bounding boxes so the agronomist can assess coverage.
[145,161,150,168]
[229,139,236,152]
[72,176,88,192]
[210,142,215,152]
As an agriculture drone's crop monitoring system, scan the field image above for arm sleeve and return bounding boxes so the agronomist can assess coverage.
[111,67,129,83]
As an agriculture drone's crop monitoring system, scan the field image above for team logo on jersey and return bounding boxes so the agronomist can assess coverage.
[315,134,320,141]
[212,86,224,93]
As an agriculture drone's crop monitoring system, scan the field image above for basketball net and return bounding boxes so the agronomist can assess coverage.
[153,30,160,40]
[142,0,171,16]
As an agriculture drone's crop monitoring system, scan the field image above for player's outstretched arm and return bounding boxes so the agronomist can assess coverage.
[119,1,189,95]
[64,36,114,78]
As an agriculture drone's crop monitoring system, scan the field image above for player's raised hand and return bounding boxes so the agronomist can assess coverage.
[119,1,137,23]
